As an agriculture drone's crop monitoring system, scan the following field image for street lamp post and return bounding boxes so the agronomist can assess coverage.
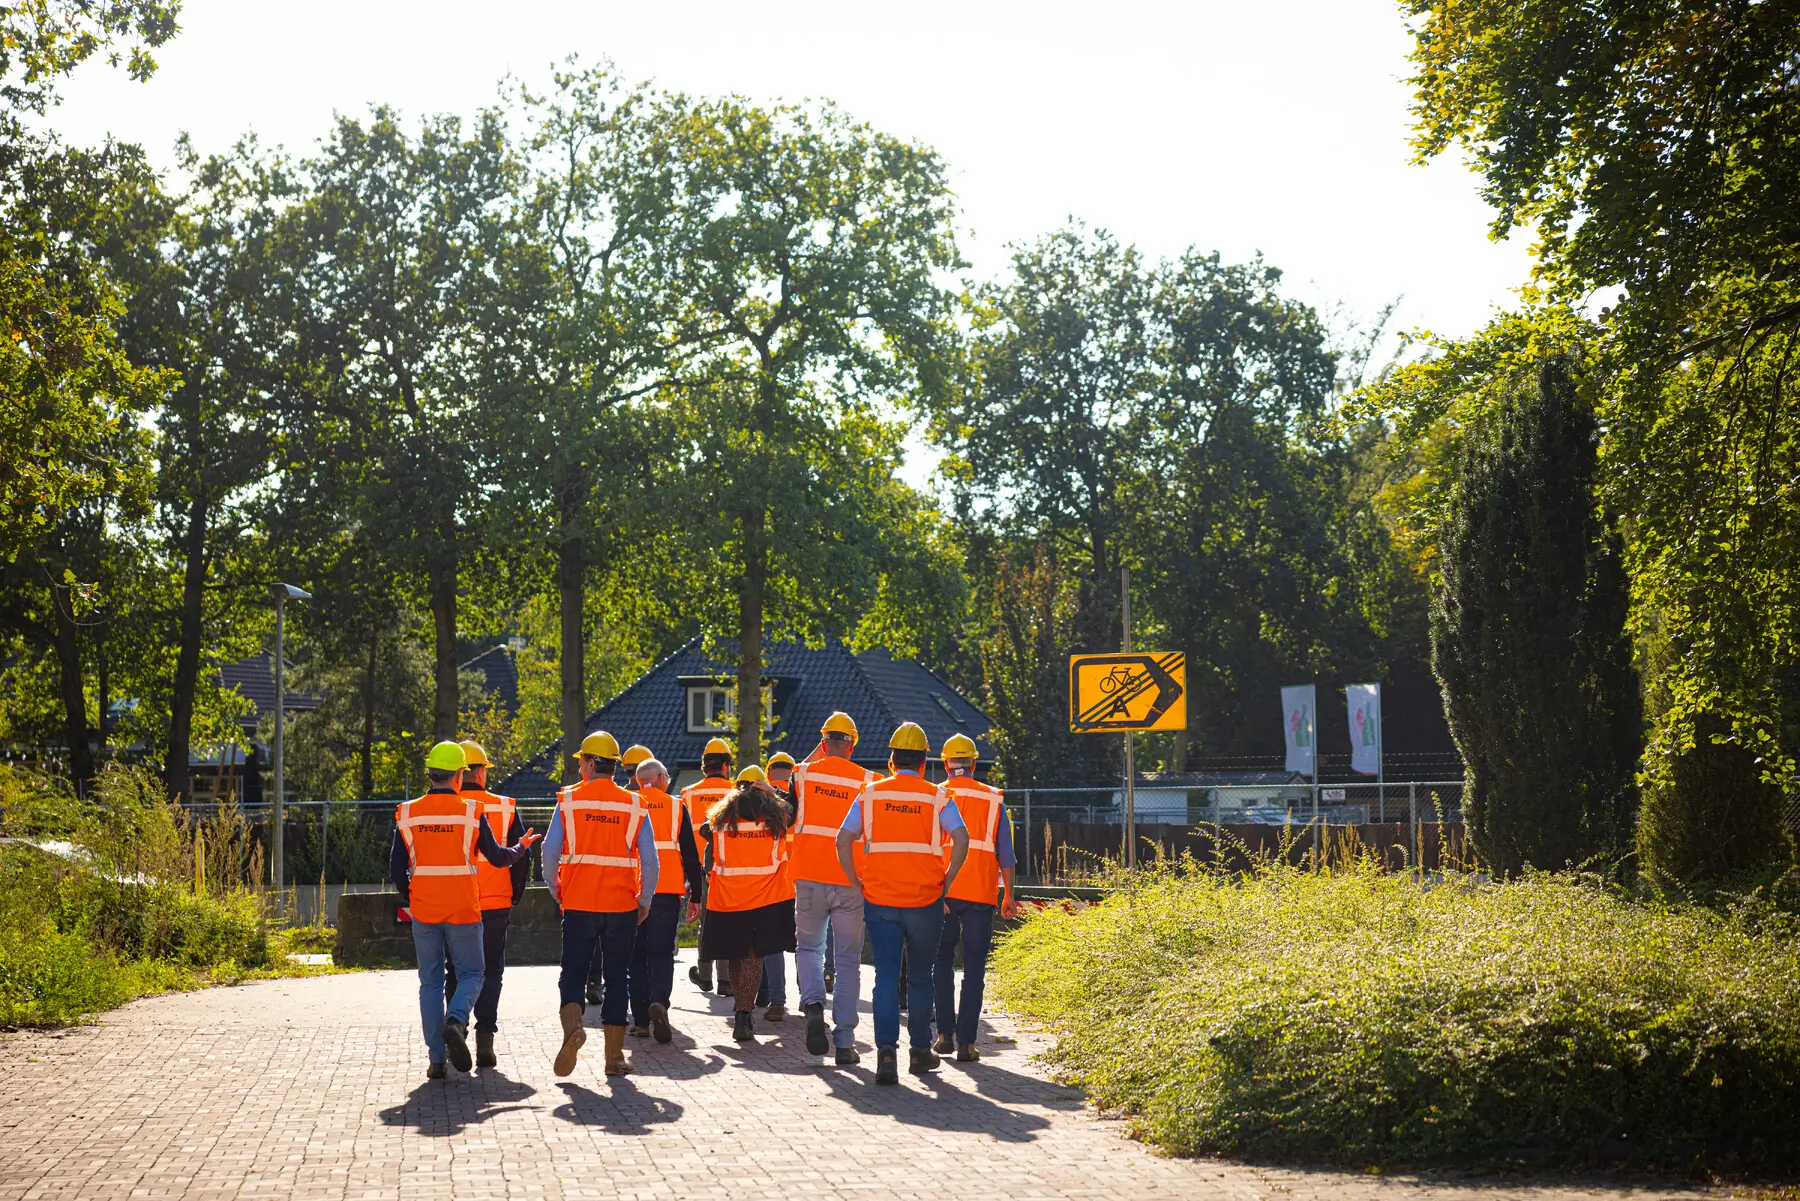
[268,583,311,894]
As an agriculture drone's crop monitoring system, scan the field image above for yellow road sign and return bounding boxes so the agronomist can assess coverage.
[1069,652,1186,733]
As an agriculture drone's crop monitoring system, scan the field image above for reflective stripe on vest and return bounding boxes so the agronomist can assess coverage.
[556,781,644,912]
[397,795,483,923]
[858,775,951,908]
[707,816,794,911]
[790,757,875,886]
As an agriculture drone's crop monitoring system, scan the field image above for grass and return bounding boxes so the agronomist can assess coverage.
[991,853,1800,1169]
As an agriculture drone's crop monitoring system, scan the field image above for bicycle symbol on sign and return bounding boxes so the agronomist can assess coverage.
[1098,666,1135,695]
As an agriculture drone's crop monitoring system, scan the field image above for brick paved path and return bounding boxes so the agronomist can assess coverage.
[0,952,1716,1200]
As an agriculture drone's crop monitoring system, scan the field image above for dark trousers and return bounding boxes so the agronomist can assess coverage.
[627,893,683,1026]
[444,906,511,1034]
[560,908,637,1026]
[934,897,996,1046]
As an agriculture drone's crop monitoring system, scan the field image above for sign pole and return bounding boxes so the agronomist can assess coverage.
[1376,682,1385,824]
[1120,566,1135,871]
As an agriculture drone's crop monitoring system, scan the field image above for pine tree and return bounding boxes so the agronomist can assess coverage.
[1432,357,1640,874]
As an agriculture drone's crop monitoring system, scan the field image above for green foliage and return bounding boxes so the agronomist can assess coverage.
[1431,353,1640,873]
[993,861,1800,1166]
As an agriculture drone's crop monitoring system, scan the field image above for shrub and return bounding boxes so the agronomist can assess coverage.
[992,859,1800,1167]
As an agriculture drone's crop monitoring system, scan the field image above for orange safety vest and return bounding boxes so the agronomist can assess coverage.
[396,791,482,925]
[706,813,794,912]
[681,775,734,841]
[943,775,1006,905]
[555,777,645,913]
[461,785,517,911]
[790,754,877,886]
[638,785,687,896]
[857,773,951,909]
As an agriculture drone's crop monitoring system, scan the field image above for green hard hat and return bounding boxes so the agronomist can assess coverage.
[424,741,468,772]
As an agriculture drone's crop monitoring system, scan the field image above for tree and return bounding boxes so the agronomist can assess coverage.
[1431,352,1639,874]
[665,96,960,765]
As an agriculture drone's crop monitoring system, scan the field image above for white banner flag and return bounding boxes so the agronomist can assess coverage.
[1347,682,1382,776]
[1280,685,1316,776]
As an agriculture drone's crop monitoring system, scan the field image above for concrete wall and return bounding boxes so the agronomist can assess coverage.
[335,888,566,967]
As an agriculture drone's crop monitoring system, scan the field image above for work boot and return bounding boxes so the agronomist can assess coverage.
[649,1002,672,1044]
[442,1018,472,1073]
[932,1033,954,1055]
[824,970,834,994]
[764,1002,786,1022]
[909,1046,941,1075]
[804,1002,829,1055]
[756,982,770,1008]
[716,975,732,997]
[554,1002,586,1077]
[426,1060,447,1080]
[689,963,713,992]
[603,1025,632,1075]
[732,1010,754,1043]
[628,1024,650,1038]
[475,1031,496,1068]
[585,980,603,1006]
[835,1045,862,1067]
[875,1046,898,1085]
[956,1043,981,1063]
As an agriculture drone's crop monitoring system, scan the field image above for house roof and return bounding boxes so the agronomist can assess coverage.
[461,645,520,717]
[220,653,321,731]
[497,637,994,797]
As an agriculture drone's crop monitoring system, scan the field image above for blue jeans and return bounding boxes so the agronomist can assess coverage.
[761,952,788,1005]
[795,880,864,1047]
[864,900,943,1050]
[934,898,996,1046]
[560,908,637,1026]
[627,894,683,1027]
[413,919,485,1064]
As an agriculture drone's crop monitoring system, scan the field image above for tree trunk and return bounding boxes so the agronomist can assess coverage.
[51,593,92,792]
[429,555,459,742]
[735,506,768,770]
[360,629,377,798]
[558,501,586,786]
[164,494,208,801]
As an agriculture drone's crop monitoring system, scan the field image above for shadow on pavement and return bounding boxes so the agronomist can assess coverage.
[377,1069,540,1137]
[818,1063,1051,1142]
[552,1078,683,1133]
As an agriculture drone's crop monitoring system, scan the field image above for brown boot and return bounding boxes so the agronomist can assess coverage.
[475,1031,496,1068]
[554,1003,586,1077]
[603,1024,632,1075]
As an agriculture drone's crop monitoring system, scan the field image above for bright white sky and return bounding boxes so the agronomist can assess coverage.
[48,0,1534,484]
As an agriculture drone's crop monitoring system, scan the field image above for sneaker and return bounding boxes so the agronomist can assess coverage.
[426,1060,447,1080]
[764,1003,786,1022]
[908,1046,941,1076]
[732,1010,754,1043]
[932,1033,954,1055]
[649,1002,672,1044]
[628,1025,650,1038]
[688,964,713,992]
[956,1043,981,1062]
[804,1003,828,1055]
[442,1018,472,1073]
[875,1046,898,1085]
[835,1045,862,1067]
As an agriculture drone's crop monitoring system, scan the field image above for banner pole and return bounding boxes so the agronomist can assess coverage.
[1121,566,1135,871]
[1376,682,1385,824]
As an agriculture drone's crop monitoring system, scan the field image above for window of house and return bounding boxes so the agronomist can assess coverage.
[687,685,775,734]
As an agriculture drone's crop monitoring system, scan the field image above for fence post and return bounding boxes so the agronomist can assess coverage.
[1311,779,1321,871]
[1409,781,1419,880]
[1022,790,1032,881]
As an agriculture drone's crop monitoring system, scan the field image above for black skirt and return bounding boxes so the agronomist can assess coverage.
[699,899,797,961]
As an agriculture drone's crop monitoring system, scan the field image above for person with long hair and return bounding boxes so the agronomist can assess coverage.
[696,766,797,1043]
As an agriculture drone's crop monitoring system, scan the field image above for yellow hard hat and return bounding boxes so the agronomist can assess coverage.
[735,765,766,784]
[702,737,734,758]
[457,739,490,768]
[888,722,930,753]
[425,741,468,772]
[621,744,653,768]
[942,733,978,760]
[821,711,858,739]
[766,751,796,770]
[572,730,621,760]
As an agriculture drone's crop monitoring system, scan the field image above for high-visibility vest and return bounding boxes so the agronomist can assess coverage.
[555,777,645,913]
[789,755,877,886]
[681,775,733,841]
[638,785,687,896]
[706,813,794,912]
[460,785,517,911]
[857,773,950,909]
[396,790,482,925]
[943,775,1006,905]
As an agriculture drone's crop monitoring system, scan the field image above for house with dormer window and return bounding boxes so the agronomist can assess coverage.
[498,637,994,797]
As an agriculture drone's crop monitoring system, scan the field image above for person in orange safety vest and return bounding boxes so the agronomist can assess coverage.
[930,732,1018,1062]
[834,723,969,1085]
[441,739,530,1068]
[624,754,704,1043]
[389,741,538,1081]
[682,737,737,997]
[696,765,797,1045]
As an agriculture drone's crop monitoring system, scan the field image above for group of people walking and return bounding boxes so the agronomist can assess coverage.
[390,712,1017,1088]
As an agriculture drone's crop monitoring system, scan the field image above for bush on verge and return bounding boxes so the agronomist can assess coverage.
[991,859,1800,1166]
